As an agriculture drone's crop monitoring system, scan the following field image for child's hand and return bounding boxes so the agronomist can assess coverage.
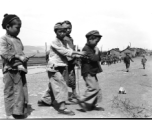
[72,54,81,58]
[18,56,29,62]
[94,47,99,54]
[79,51,86,56]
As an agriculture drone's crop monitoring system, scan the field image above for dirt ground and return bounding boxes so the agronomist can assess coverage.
[0,56,152,118]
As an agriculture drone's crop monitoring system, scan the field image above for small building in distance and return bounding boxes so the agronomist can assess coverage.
[120,46,137,58]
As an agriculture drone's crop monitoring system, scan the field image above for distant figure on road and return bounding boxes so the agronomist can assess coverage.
[141,55,147,69]
[123,53,134,72]
[0,14,29,119]
[77,30,104,112]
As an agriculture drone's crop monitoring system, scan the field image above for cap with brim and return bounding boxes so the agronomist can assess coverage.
[86,30,102,38]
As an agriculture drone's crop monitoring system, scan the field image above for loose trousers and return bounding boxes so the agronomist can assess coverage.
[80,74,102,110]
[41,67,68,104]
[3,71,28,116]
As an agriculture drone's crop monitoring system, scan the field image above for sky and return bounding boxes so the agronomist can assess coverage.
[0,0,152,51]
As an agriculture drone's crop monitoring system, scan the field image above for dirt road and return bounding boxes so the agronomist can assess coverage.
[0,56,152,118]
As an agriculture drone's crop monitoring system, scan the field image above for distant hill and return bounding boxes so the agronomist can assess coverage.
[24,46,45,53]
[23,46,47,57]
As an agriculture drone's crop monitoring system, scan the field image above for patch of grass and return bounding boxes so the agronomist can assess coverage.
[111,96,152,118]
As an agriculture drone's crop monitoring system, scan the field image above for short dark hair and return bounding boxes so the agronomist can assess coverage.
[8,18,21,28]
[2,14,20,29]
[63,20,72,27]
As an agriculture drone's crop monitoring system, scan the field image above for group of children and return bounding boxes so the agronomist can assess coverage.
[0,14,104,118]
[0,13,148,119]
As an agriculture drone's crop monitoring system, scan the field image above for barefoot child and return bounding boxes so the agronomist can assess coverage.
[0,14,29,119]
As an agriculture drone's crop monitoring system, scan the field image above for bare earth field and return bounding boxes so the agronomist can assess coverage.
[0,56,152,118]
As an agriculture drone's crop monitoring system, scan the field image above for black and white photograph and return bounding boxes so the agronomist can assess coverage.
[0,0,152,119]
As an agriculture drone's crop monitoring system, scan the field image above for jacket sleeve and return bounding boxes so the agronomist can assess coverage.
[82,47,101,62]
[51,41,73,57]
[0,37,16,62]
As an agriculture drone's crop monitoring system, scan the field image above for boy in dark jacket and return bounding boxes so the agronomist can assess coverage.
[77,30,104,112]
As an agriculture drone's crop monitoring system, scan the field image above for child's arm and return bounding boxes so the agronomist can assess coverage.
[51,41,85,57]
[83,47,100,62]
[0,37,16,62]
[94,47,101,61]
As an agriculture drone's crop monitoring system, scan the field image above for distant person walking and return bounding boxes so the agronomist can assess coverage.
[77,30,104,112]
[0,14,29,119]
[123,53,134,72]
[141,55,147,69]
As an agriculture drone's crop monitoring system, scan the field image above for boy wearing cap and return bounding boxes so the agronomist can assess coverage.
[77,30,104,112]
[38,22,85,116]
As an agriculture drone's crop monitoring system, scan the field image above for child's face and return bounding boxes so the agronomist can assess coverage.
[56,29,66,39]
[88,35,100,47]
[66,25,72,35]
[6,19,21,37]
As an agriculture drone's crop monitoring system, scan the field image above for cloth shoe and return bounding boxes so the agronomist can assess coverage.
[92,105,104,111]
[37,100,52,106]
[58,108,75,116]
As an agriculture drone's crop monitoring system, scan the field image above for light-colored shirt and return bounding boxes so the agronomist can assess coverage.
[47,37,73,68]
[0,34,26,73]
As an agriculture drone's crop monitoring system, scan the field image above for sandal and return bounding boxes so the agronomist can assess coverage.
[58,108,75,116]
